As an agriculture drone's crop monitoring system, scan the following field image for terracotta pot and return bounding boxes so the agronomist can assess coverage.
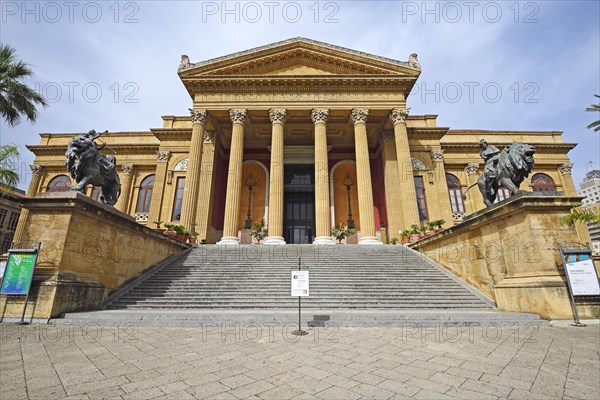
[409,234,420,243]
[435,227,443,233]
[154,228,166,234]
[176,234,186,242]
[401,237,410,244]
[164,231,177,238]
[189,236,197,244]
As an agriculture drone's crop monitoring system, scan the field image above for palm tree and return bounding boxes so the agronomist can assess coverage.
[560,207,600,226]
[0,144,20,187]
[587,94,600,132]
[0,43,47,126]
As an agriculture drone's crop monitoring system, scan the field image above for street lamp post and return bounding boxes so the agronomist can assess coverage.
[343,172,355,229]
[244,170,257,229]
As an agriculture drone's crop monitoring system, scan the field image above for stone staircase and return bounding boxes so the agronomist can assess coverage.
[104,245,493,310]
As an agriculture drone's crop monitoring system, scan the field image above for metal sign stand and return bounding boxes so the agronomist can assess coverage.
[558,242,600,327]
[0,243,41,325]
[292,257,308,336]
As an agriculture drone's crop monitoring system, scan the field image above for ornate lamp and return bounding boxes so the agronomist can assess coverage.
[343,172,355,229]
[244,170,257,229]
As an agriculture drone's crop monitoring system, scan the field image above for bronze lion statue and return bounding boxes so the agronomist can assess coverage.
[464,141,536,207]
[66,130,121,206]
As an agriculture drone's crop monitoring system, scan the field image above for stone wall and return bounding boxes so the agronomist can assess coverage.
[411,193,599,320]
[0,192,189,320]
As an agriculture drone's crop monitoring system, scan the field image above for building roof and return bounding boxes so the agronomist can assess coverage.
[0,183,26,199]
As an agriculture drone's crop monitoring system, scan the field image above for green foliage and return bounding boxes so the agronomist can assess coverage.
[586,94,600,132]
[190,222,198,236]
[200,239,207,244]
[560,207,600,226]
[250,218,267,243]
[427,221,437,231]
[419,225,428,234]
[410,224,420,235]
[390,237,399,245]
[164,224,175,232]
[0,144,20,187]
[0,44,47,126]
[400,230,411,238]
[331,223,356,243]
[172,225,186,235]
[153,221,164,229]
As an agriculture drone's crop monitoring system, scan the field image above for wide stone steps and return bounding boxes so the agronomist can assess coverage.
[104,244,495,312]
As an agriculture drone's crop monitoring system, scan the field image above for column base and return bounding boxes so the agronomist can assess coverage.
[313,236,335,245]
[216,236,240,245]
[358,236,383,245]
[264,236,286,245]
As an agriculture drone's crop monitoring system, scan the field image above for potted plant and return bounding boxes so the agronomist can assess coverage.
[390,237,399,245]
[409,224,420,243]
[250,219,267,243]
[200,239,207,245]
[163,224,177,238]
[432,219,445,232]
[426,221,437,236]
[153,221,165,233]
[189,223,198,244]
[331,223,356,244]
[400,230,411,244]
[419,225,428,238]
[173,225,186,242]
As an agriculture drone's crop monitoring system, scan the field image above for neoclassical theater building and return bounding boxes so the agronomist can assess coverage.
[24,38,579,244]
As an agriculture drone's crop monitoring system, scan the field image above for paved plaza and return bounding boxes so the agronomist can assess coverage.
[0,322,599,400]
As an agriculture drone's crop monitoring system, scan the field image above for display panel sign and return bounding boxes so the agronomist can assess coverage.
[291,270,309,297]
[0,252,37,295]
[563,253,600,296]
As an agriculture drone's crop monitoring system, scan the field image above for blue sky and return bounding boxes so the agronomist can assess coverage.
[1,0,599,190]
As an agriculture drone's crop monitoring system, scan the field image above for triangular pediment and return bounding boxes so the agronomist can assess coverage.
[178,37,420,78]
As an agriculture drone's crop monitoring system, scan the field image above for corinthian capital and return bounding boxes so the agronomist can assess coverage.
[430,149,444,162]
[122,163,134,175]
[350,108,369,125]
[189,108,208,125]
[269,109,287,124]
[465,163,479,175]
[203,131,216,143]
[30,164,44,176]
[311,108,329,124]
[390,108,410,125]
[559,163,574,175]
[156,150,171,163]
[229,109,248,124]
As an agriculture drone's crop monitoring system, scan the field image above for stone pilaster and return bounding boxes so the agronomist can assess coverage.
[195,131,218,242]
[465,163,480,214]
[264,109,286,245]
[351,108,381,245]
[218,109,247,245]
[430,149,454,225]
[558,163,577,195]
[311,108,334,244]
[180,109,208,231]
[13,164,44,245]
[147,150,171,225]
[390,107,420,227]
[115,163,134,213]
[379,130,403,240]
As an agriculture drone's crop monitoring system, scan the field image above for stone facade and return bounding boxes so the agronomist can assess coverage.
[22,38,579,245]
[0,184,25,253]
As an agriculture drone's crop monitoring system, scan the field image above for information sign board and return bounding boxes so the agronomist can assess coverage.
[291,270,309,297]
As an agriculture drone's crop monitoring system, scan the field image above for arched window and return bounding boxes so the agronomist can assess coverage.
[531,173,556,192]
[135,175,154,213]
[446,174,465,213]
[47,175,71,192]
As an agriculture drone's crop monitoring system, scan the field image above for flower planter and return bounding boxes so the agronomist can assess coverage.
[164,231,177,238]
[409,234,420,243]
[401,237,410,244]
[188,236,197,244]
[154,228,166,234]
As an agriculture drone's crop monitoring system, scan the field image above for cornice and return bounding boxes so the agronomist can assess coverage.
[27,144,159,156]
[441,143,577,153]
[150,128,193,142]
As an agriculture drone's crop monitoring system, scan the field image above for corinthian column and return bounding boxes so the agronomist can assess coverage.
[264,109,286,245]
[430,149,454,225]
[180,108,208,231]
[390,108,420,227]
[115,163,134,213]
[312,108,334,244]
[379,130,403,241]
[13,164,44,244]
[351,109,381,245]
[195,131,218,242]
[147,150,171,225]
[218,109,247,245]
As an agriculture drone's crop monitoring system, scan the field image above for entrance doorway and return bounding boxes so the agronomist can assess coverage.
[283,165,315,244]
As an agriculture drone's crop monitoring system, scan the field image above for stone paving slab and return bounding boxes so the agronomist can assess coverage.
[0,323,598,399]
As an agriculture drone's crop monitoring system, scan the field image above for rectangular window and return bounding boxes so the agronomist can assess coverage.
[1,233,13,253]
[414,176,429,222]
[0,209,7,228]
[7,212,19,231]
[171,177,186,221]
[448,188,465,213]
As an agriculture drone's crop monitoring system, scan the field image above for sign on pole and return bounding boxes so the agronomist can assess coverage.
[291,270,309,297]
[562,253,600,296]
[0,251,38,295]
